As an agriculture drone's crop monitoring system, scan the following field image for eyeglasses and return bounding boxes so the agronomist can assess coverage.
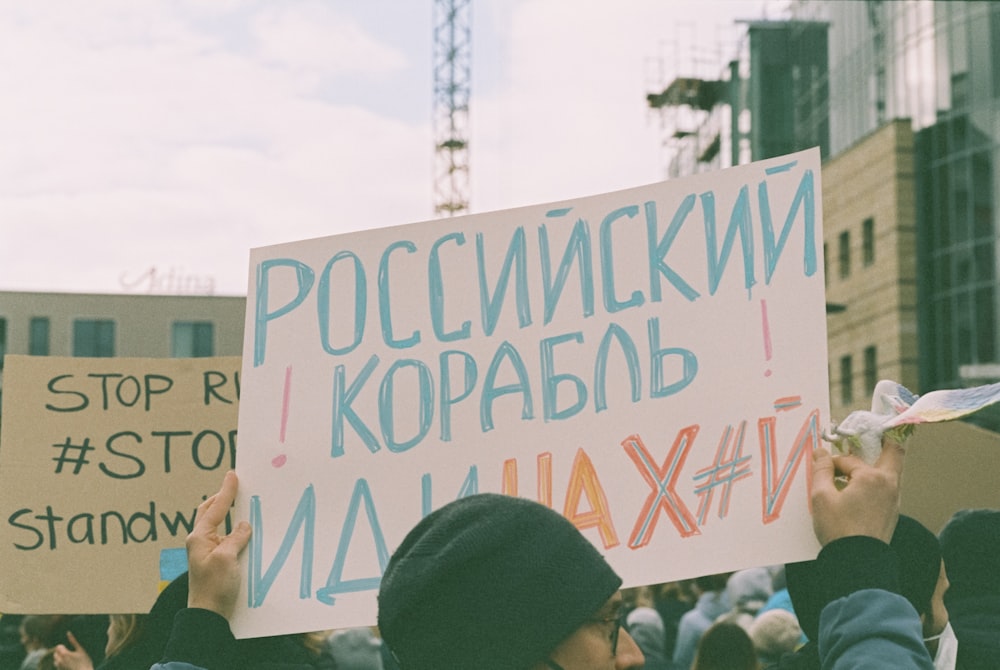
[543,608,629,670]
[592,609,628,656]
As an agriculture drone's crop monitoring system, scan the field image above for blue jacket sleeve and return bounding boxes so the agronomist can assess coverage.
[819,589,934,669]
[812,536,933,669]
[149,608,236,670]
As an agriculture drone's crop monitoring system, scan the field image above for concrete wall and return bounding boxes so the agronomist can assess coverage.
[0,290,246,359]
[823,119,920,419]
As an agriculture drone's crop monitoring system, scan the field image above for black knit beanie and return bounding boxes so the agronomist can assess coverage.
[939,508,1000,596]
[891,514,942,616]
[377,493,622,670]
[785,514,939,641]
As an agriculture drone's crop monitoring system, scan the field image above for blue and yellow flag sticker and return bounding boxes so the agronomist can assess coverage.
[159,547,188,591]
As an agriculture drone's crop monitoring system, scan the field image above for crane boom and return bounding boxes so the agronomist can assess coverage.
[432,0,471,216]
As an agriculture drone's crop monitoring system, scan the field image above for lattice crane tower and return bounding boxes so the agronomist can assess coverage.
[432,0,471,217]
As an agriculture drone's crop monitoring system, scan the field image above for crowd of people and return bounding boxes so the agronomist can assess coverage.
[598,499,996,670]
[0,437,996,669]
[0,606,391,670]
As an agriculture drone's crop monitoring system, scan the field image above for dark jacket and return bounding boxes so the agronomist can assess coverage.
[945,592,1000,670]
[776,536,934,670]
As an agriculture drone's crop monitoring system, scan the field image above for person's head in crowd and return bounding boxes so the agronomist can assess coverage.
[326,628,384,670]
[651,579,696,664]
[656,579,697,605]
[717,568,774,630]
[20,616,58,654]
[619,585,668,666]
[51,572,330,670]
[691,622,759,670]
[727,568,773,615]
[65,616,110,668]
[94,574,188,670]
[748,609,801,665]
[173,441,918,670]
[938,508,1000,598]
[234,631,336,668]
[937,508,1000,669]
[770,566,787,593]
[620,586,655,611]
[784,514,948,665]
[624,607,669,669]
[377,493,644,670]
[127,572,333,669]
[670,571,735,670]
[694,573,731,598]
[891,516,949,644]
[18,615,68,670]
[103,614,146,660]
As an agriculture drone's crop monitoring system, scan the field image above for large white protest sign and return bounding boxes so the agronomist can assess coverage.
[232,148,828,638]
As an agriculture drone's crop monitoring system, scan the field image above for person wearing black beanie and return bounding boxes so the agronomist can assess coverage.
[938,508,1000,669]
[768,442,936,669]
[376,493,643,670]
[156,445,936,670]
[778,514,949,669]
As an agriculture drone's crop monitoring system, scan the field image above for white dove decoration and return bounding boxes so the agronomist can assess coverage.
[823,379,1000,464]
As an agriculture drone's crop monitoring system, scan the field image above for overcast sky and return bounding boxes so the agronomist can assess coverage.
[0,0,783,296]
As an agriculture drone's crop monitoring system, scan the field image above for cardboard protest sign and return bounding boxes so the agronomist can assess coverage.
[0,355,241,613]
[901,420,1000,534]
[232,148,828,638]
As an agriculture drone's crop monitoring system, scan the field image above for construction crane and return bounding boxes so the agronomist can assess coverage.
[432,0,471,217]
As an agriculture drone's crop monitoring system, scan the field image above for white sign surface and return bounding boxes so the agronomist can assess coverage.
[232,148,829,637]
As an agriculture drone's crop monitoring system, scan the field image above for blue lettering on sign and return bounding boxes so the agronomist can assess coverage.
[248,165,818,456]
[251,165,818,367]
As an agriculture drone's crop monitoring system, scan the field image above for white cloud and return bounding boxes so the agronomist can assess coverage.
[250,2,407,75]
[0,1,431,295]
[0,0,773,296]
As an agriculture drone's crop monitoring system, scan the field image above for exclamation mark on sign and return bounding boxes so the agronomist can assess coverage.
[272,365,293,468]
[761,299,773,377]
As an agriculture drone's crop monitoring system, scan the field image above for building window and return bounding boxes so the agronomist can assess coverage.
[172,321,214,358]
[840,354,853,405]
[0,318,6,369]
[863,345,877,394]
[862,217,875,266]
[29,317,50,356]
[838,231,851,278]
[73,319,115,357]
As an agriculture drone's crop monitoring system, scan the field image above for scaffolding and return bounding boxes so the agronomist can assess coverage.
[645,23,733,179]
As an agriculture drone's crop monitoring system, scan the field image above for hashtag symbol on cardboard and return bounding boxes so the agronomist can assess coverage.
[52,437,95,474]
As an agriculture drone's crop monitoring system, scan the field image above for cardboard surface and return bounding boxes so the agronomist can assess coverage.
[900,420,1000,534]
[0,355,241,613]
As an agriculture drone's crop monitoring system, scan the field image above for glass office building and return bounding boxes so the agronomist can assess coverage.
[649,1,1000,395]
[790,0,1000,392]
